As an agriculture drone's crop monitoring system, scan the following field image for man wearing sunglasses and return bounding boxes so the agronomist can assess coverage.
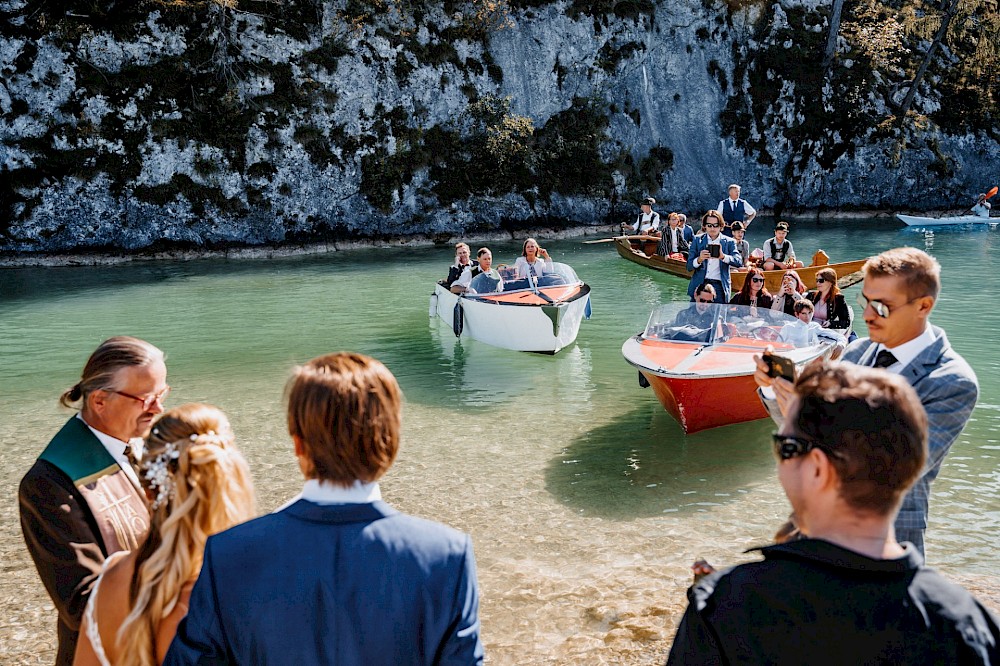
[686,210,743,303]
[668,362,999,665]
[19,336,167,664]
[755,247,978,558]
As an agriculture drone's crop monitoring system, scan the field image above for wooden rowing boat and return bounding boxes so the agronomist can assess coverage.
[613,237,868,293]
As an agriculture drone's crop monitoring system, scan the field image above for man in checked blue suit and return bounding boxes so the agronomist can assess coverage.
[686,210,743,303]
[164,352,483,665]
[755,247,978,558]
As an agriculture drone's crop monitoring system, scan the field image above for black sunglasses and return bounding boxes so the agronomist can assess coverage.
[751,276,764,283]
[815,277,826,283]
[705,223,721,228]
[772,433,843,461]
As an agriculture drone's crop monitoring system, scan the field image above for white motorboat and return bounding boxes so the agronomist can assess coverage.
[897,213,994,226]
[429,262,592,354]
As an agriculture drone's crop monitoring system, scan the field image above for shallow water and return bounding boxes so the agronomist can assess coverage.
[2,218,999,664]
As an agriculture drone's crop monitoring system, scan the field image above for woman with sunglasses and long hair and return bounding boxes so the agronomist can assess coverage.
[74,403,255,666]
[730,266,773,310]
[807,267,851,331]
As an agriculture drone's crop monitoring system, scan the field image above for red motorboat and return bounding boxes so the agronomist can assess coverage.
[622,303,844,433]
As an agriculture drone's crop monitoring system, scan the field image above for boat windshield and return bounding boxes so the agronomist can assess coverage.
[642,303,839,348]
[470,262,582,295]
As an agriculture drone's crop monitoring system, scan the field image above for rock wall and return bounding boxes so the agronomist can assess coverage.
[1,0,996,254]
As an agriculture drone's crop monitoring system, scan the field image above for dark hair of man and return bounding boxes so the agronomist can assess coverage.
[791,362,928,516]
[696,283,716,298]
[477,247,491,258]
[863,247,941,301]
[286,352,401,486]
[793,300,814,315]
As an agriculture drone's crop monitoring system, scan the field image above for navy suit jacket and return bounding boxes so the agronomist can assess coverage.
[164,500,483,666]
[686,234,743,300]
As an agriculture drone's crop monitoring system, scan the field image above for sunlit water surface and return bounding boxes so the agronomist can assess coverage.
[2,218,998,664]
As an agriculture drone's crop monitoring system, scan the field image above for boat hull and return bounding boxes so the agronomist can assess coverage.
[614,237,867,293]
[641,372,768,433]
[432,283,589,353]
[897,214,993,227]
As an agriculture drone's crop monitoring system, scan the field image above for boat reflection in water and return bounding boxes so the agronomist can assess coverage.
[429,262,592,354]
[429,319,594,411]
[622,302,845,434]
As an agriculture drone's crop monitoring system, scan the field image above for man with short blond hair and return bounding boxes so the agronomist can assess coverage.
[668,362,1000,665]
[166,352,483,666]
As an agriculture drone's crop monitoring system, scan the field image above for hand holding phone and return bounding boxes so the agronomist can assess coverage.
[709,244,721,259]
[764,352,797,382]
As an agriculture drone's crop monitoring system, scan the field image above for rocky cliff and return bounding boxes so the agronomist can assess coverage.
[1,0,997,253]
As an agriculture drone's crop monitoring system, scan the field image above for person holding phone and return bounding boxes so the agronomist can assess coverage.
[770,270,807,315]
[686,210,742,303]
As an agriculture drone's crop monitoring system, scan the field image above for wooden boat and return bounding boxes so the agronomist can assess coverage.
[430,262,592,354]
[614,237,868,293]
[897,213,994,227]
[622,303,844,433]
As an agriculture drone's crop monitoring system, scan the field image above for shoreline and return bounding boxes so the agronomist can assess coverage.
[0,209,916,268]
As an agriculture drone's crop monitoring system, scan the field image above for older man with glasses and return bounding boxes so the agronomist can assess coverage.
[755,247,978,558]
[667,361,999,665]
[686,210,743,303]
[19,336,167,664]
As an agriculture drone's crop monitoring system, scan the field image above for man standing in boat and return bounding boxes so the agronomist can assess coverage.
[451,247,503,294]
[755,247,978,558]
[20,336,165,664]
[716,184,756,236]
[621,197,662,237]
[686,210,743,303]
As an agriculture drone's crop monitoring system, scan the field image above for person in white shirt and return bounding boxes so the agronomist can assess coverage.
[716,184,756,235]
[622,197,662,236]
[514,237,552,279]
[452,247,503,294]
[971,193,992,218]
[778,300,824,347]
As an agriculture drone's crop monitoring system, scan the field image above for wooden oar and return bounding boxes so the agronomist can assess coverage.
[583,235,659,244]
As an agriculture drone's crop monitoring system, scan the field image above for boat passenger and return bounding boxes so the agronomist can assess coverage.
[687,210,743,303]
[807,267,850,330]
[762,222,805,270]
[730,221,751,267]
[621,196,662,237]
[451,247,503,294]
[716,183,756,235]
[670,284,719,340]
[656,213,689,259]
[778,300,823,347]
[442,242,473,288]
[514,238,552,279]
[730,267,773,311]
[972,193,992,218]
[770,270,807,316]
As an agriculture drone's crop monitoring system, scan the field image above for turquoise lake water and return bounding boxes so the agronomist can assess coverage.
[2,218,998,664]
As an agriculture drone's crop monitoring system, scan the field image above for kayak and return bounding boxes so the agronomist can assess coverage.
[897,214,994,226]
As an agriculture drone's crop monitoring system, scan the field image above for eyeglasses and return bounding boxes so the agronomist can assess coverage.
[112,386,171,410]
[705,223,721,228]
[697,297,715,303]
[814,277,826,284]
[856,292,920,318]
[751,277,764,283]
[772,433,842,461]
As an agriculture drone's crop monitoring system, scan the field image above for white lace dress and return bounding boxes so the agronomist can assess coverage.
[82,551,128,666]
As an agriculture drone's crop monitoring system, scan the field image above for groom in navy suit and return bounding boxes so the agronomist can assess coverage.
[165,353,483,665]
[686,210,743,302]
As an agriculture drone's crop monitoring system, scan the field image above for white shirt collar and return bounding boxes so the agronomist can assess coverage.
[879,325,935,372]
[277,479,382,512]
[76,413,142,488]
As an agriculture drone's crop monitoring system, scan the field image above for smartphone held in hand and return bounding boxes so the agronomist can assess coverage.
[764,352,797,382]
[709,244,721,259]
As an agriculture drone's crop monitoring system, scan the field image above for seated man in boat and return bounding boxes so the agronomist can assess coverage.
[656,213,690,259]
[762,222,804,271]
[621,197,662,237]
[972,193,992,218]
[451,247,503,294]
[778,300,823,347]
[668,284,722,341]
[730,222,751,268]
[442,242,473,288]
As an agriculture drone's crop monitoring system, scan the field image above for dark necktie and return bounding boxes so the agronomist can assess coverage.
[873,349,898,368]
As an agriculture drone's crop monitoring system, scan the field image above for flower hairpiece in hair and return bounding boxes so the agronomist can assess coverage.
[144,441,181,510]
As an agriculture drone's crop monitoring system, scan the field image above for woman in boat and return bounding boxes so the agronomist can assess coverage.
[514,238,553,279]
[74,404,256,666]
[770,270,807,316]
[807,267,850,330]
[729,267,773,310]
[443,242,473,288]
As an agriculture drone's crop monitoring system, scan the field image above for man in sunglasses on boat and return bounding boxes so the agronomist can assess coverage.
[20,336,166,664]
[667,361,1000,665]
[686,210,742,303]
[754,247,978,558]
